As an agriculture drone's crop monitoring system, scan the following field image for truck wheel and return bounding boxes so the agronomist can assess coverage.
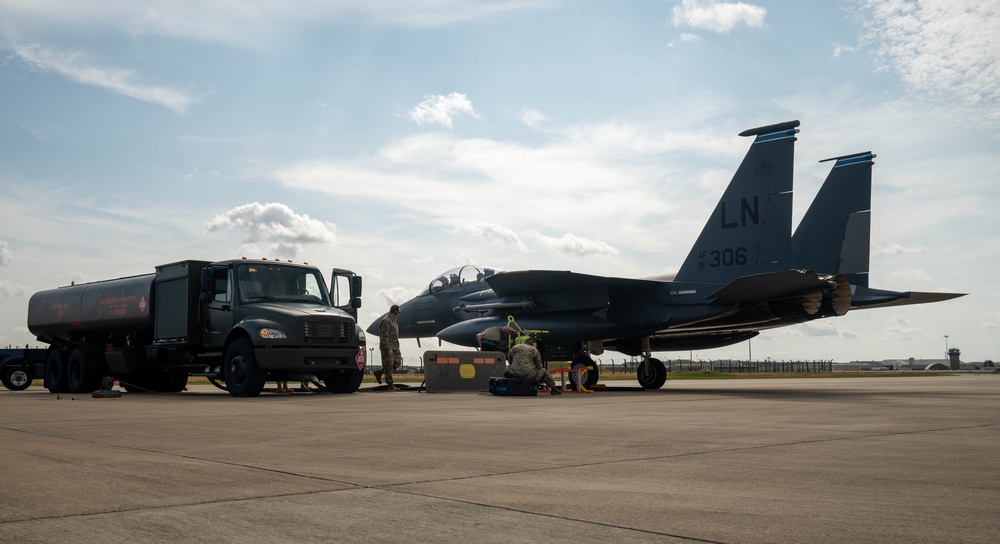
[324,368,363,393]
[637,358,667,390]
[45,350,69,394]
[224,338,265,397]
[208,377,229,391]
[67,349,101,394]
[2,362,32,391]
[155,371,189,393]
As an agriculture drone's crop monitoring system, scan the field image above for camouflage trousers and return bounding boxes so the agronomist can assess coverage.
[508,362,555,388]
[380,350,402,384]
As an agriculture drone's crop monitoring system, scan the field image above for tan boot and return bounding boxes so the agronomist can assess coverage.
[386,384,399,392]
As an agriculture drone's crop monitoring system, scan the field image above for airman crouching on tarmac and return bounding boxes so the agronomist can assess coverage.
[508,337,560,395]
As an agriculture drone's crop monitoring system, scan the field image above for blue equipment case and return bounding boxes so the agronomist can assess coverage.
[488,376,538,396]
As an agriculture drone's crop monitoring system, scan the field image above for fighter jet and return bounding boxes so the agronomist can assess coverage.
[369,121,964,389]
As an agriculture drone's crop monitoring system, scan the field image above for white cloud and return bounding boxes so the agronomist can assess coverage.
[407,93,478,128]
[453,225,619,257]
[205,202,337,259]
[523,231,620,257]
[520,108,547,129]
[882,314,924,340]
[0,279,28,299]
[856,0,1000,127]
[0,241,11,266]
[454,224,527,250]
[1,1,557,46]
[272,122,705,247]
[832,42,856,59]
[982,322,1000,330]
[671,0,767,33]
[13,44,197,114]
[378,286,418,307]
[886,268,934,284]
[872,242,927,255]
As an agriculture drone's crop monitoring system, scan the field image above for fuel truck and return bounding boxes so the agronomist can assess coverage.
[26,259,367,397]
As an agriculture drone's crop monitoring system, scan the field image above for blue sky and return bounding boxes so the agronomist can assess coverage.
[1,0,997,364]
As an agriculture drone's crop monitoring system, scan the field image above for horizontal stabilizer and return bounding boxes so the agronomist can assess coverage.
[850,287,966,309]
[708,270,834,304]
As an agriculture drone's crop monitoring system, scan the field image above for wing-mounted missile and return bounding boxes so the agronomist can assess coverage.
[453,300,535,313]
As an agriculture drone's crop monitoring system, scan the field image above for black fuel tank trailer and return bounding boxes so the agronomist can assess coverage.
[27,259,366,397]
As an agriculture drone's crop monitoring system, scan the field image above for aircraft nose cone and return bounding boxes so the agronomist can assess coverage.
[366,313,387,335]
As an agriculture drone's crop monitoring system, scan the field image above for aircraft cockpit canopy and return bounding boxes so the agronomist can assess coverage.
[421,265,501,295]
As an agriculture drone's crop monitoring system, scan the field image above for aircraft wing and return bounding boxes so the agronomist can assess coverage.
[707,270,837,304]
[484,270,656,297]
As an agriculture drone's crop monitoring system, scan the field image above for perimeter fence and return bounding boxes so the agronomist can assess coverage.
[598,358,833,374]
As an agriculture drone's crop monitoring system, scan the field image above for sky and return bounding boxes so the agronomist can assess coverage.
[1,0,998,365]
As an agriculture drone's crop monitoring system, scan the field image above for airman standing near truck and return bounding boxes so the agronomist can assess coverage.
[376,304,402,391]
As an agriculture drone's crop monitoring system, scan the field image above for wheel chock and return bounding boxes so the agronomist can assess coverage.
[91,389,122,398]
[549,366,595,394]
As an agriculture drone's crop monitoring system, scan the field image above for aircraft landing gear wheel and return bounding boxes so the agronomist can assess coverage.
[2,363,32,391]
[637,358,667,390]
[569,354,600,390]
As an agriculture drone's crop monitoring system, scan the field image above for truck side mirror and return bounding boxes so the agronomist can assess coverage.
[350,276,363,298]
[351,297,362,309]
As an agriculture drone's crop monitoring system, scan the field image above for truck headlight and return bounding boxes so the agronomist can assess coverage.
[258,328,287,340]
[357,330,366,342]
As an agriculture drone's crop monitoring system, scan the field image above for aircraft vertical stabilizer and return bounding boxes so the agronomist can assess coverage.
[675,120,798,284]
[792,152,874,287]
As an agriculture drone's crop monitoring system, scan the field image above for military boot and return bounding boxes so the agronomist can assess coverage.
[373,369,383,385]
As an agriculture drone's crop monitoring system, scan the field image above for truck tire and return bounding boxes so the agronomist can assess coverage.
[2,362,33,391]
[67,349,101,394]
[224,338,266,397]
[45,350,69,394]
[324,368,363,393]
[155,371,189,393]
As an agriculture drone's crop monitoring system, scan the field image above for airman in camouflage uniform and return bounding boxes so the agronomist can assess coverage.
[508,337,560,395]
[376,304,402,391]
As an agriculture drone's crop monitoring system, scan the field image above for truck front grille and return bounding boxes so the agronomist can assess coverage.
[300,320,353,343]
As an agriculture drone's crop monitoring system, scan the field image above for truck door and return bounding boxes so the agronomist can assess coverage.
[330,269,362,320]
[204,267,236,349]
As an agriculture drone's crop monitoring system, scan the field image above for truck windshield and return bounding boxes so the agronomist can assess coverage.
[236,263,331,306]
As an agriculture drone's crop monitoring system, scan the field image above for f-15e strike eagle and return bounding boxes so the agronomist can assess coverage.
[368,120,964,389]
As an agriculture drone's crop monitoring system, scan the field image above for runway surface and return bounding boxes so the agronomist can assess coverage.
[1,375,997,543]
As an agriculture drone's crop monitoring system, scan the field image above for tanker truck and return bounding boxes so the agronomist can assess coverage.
[27,258,366,397]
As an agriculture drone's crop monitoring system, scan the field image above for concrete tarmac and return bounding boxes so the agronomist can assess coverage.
[1,375,997,543]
